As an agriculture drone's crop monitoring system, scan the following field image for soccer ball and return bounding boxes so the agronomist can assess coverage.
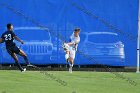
[62,43,69,51]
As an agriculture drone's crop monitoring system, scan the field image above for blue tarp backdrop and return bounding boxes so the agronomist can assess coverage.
[0,0,139,66]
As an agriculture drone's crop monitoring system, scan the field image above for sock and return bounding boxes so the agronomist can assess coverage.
[69,63,73,67]
[65,54,69,60]
[71,64,73,67]
[15,62,23,71]
[23,56,30,65]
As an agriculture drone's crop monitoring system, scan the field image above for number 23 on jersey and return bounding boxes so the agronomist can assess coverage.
[4,34,12,41]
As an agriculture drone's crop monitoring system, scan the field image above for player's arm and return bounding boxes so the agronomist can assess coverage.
[14,36,24,44]
[0,34,4,43]
[67,41,75,46]
[12,32,24,44]
[67,39,80,46]
[0,38,3,43]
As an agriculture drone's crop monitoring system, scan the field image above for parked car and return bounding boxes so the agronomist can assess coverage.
[79,32,125,64]
[1,27,55,64]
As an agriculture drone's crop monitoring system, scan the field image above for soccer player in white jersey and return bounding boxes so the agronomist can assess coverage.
[62,28,80,73]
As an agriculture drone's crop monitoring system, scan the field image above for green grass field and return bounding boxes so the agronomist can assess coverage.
[0,70,140,93]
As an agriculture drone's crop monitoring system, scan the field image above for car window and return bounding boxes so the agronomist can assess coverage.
[88,34,119,43]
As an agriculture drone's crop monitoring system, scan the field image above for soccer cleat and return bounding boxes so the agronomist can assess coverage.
[27,64,38,69]
[27,63,35,67]
[27,64,33,67]
[21,68,26,72]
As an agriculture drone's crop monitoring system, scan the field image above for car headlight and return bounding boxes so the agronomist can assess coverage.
[115,42,124,48]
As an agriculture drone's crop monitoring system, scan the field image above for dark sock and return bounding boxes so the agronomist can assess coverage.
[15,62,23,71]
[23,56,30,65]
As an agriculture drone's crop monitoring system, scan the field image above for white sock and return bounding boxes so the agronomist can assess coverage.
[71,64,73,67]
[69,64,73,67]
[65,54,69,60]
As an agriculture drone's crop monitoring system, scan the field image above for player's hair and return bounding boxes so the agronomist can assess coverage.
[7,23,12,29]
[74,28,80,32]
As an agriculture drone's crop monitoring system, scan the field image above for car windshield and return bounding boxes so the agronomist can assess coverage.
[88,34,119,43]
[14,29,50,41]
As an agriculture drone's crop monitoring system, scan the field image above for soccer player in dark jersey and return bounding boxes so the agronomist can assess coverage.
[0,23,32,72]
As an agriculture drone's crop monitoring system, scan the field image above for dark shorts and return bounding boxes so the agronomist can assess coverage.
[6,45,20,54]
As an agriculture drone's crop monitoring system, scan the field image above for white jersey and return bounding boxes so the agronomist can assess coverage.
[62,33,80,59]
[69,33,80,51]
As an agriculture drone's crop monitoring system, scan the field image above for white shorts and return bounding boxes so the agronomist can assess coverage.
[69,47,76,59]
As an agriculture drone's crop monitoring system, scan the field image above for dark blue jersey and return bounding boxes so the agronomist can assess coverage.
[1,31,16,47]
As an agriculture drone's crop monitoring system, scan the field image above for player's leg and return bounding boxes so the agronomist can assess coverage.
[17,49,31,66]
[68,50,75,73]
[65,51,70,62]
[69,58,74,73]
[69,57,74,67]
[7,49,25,72]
